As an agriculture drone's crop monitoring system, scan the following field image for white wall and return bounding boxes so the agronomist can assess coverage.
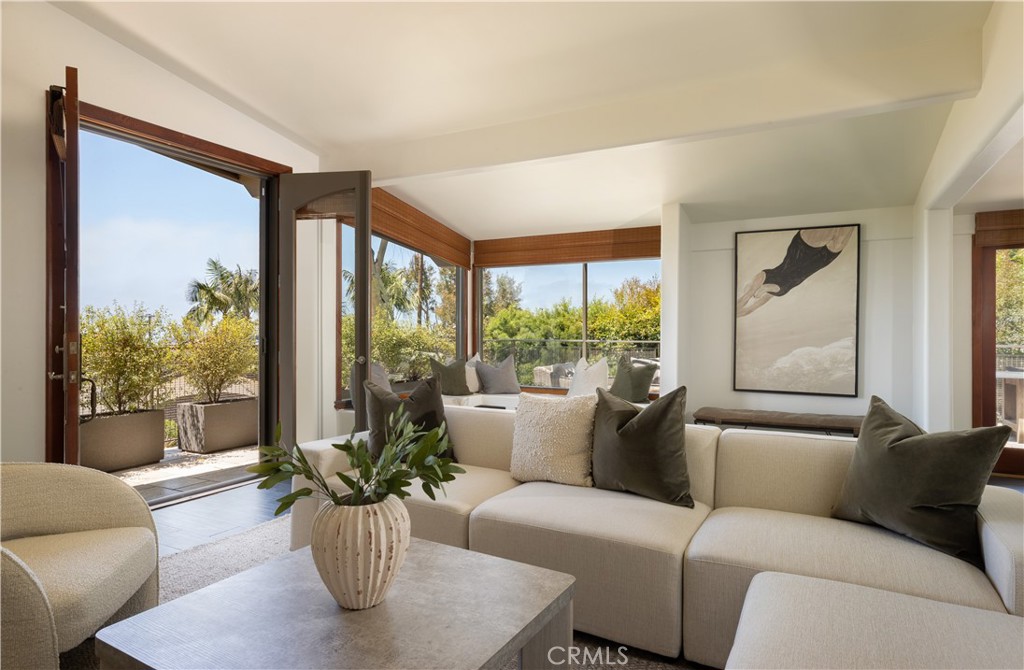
[663,206,916,419]
[0,3,319,461]
[910,1,1023,430]
[951,214,975,431]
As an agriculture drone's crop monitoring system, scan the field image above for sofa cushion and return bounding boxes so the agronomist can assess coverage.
[470,481,711,657]
[429,358,472,396]
[510,393,596,487]
[364,377,449,458]
[474,355,521,394]
[399,464,520,549]
[716,429,856,515]
[833,395,1010,568]
[566,356,608,397]
[608,356,657,403]
[443,405,516,471]
[728,572,1024,670]
[592,386,692,506]
[3,527,157,651]
[683,506,1006,669]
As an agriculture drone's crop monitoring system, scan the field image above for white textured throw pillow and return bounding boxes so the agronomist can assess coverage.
[566,356,609,397]
[510,393,597,487]
[465,353,481,393]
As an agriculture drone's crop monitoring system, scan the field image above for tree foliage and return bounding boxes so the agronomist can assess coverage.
[996,248,1024,346]
[173,315,258,403]
[588,276,661,341]
[80,304,172,413]
[186,258,259,323]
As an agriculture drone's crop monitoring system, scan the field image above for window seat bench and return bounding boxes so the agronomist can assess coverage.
[693,406,864,436]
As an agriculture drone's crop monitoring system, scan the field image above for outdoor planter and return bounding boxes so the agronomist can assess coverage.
[80,409,165,472]
[177,397,258,454]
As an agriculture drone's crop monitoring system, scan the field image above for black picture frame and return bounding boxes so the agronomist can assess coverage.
[733,224,861,396]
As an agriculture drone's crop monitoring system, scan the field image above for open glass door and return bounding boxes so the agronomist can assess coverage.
[45,67,81,463]
[269,172,372,449]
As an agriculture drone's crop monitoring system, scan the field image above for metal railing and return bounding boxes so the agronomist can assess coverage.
[481,338,660,387]
[997,344,1024,422]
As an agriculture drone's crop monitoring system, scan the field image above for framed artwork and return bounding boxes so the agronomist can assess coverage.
[734,224,860,396]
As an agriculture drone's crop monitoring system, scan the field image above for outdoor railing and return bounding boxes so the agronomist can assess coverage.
[997,344,1024,423]
[481,338,661,387]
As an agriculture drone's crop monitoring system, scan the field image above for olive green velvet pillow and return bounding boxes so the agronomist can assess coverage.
[608,357,658,403]
[832,396,1010,568]
[592,386,693,507]
[364,376,452,460]
[429,358,472,396]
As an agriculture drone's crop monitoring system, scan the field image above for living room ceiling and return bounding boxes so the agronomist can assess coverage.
[58,1,1010,237]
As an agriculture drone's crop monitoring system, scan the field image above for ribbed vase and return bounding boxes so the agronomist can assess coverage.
[309,496,411,610]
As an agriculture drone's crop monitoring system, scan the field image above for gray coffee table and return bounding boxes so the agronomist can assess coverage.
[96,538,575,669]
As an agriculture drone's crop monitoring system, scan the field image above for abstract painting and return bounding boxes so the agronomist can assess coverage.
[734,224,860,396]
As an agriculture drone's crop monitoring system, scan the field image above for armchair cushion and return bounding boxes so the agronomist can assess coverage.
[3,527,157,651]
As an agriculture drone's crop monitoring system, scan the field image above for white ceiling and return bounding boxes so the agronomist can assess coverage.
[58,1,1016,238]
[954,140,1024,216]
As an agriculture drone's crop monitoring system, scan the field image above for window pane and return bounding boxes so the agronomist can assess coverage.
[996,247,1024,446]
[481,264,583,387]
[370,236,458,384]
[586,259,661,391]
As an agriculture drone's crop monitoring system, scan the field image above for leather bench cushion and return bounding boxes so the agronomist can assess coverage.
[683,507,1006,669]
[727,572,1024,669]
[3,526,157,651]
[470,481,711,657]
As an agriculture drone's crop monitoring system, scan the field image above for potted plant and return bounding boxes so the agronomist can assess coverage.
[173,315,259,453]
[79,304,172,472]
[248,408,463,609]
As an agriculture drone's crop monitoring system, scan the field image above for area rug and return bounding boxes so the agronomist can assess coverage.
[62,516,697,669]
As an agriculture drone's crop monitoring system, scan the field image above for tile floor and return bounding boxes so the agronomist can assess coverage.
[152,479,291,557]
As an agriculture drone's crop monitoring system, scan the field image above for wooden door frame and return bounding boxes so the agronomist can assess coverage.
[45,86,291,463]
[971,209,1024,475]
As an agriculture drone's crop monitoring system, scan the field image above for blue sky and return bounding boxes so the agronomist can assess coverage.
[80,131,259,320]
[82,131,658,318]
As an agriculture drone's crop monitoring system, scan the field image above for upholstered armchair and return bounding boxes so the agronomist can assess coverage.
[0,463,159,669]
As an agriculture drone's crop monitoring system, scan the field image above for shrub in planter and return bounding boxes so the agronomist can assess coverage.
[173,315,259,453]
[79,304,172,472]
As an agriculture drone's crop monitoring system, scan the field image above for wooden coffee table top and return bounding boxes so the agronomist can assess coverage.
[97,538,575,669]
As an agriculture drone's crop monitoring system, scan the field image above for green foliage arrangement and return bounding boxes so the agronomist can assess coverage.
[248,407,465,514]
[173,315,258,403]
[80,304,172,414]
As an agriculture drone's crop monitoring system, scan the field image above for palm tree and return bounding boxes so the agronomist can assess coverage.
[186,258,259,323]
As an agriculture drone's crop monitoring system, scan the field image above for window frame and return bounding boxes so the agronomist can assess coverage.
[971,209,1024,475]
[472,227,662,392]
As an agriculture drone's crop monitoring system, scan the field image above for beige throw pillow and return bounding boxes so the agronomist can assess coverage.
[510,393,597,487]
[566,356,609,397]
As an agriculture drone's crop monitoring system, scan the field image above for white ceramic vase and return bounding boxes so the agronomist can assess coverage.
[310,496,411,610]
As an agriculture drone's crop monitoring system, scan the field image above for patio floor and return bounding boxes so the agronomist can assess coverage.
[114,445,260,505]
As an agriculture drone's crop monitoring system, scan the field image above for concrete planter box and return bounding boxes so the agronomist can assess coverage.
[80,409,165,473]
[178,397,258,454]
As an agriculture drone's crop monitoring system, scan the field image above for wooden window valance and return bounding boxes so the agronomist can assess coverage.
[974,210,1023,248]
[371,188,471,269]
[473,226,661,268]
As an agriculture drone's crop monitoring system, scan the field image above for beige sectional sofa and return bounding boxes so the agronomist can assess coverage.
[290,404,1024,668]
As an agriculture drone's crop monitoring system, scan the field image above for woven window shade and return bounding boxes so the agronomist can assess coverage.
[974,210,1023,247]
[371,188,471,268]
[473,226,661,268]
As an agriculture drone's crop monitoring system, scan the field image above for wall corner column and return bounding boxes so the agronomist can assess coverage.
[912,207,955,431]
[660,203,692,394]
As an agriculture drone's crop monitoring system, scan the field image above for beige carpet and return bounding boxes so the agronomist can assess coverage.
[62,516,700,669]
